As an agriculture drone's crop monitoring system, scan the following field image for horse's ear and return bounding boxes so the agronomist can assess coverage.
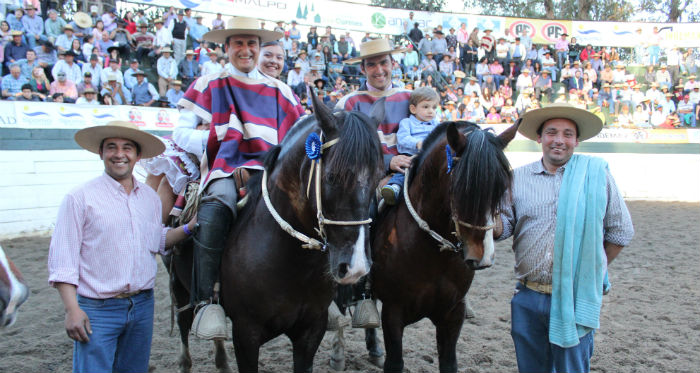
[368,97,387,130]
[497,118,521,149]
[310,86,337,136]
[446,122,466,153]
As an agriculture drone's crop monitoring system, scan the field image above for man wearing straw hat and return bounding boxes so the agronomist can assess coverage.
[48,121,195,373]
[174,16,304,339]
[494,103,633,373]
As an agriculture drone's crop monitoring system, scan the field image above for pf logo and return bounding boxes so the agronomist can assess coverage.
[541,22,567,42]
[509,21,535,38]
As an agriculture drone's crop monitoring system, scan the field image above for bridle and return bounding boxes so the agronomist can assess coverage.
[403,132,496,253]
[261,132,372,251]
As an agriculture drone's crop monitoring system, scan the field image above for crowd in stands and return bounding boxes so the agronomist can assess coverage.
[1,3,699,129]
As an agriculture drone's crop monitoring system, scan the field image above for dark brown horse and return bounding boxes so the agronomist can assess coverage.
[0,244,29,328]
[166,95,386,373]
[372,121,518,373]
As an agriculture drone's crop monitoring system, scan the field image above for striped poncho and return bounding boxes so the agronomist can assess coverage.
[179,72,304,190]
[335,87,411,157]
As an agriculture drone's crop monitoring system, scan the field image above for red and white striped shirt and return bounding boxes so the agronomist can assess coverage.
[48,173,168,299]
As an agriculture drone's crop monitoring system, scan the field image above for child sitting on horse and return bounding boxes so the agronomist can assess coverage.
[381,87,440,205]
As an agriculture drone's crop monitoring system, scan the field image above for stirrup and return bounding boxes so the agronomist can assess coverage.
[351,299,381,329]
[192,302,227,340]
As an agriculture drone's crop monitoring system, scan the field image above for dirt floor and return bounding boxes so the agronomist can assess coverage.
[1,201,698,373]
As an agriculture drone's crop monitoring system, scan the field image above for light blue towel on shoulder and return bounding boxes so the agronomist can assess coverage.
[550,154,610,348]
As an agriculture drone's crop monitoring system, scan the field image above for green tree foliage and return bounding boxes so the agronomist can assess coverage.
[639,0,699,22]
[462,0,634,21]
[371,0,446,12]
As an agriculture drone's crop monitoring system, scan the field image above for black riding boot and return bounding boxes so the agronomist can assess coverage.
[191,201,234,340]
[191,200,234,304]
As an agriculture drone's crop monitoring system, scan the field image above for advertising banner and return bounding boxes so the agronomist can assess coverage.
[571,21,700,49]
[0,101,180,131]
[129,0,699,47]
[505,18,573,45]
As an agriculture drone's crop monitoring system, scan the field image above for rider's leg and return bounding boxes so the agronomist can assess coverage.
[191,176,237,339]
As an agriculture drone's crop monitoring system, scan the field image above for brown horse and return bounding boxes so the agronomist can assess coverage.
[371,121,518,373]
[0,244,29,328]
[166,95,386,373]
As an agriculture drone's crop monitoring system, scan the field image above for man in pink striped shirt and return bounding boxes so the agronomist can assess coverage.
[48,121,195,373]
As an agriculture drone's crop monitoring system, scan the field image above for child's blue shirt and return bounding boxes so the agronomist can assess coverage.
[397,114,440,155]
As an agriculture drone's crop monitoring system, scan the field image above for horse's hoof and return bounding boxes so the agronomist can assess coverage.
[330,357,346,371]
[368,354,385,369]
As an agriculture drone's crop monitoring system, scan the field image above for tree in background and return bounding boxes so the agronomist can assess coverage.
[371,0,446,12]
[463,0,698,22]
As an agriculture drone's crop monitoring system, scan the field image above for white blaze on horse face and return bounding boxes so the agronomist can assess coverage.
[479,215,495,268]
[339,226,369,285]
[0,246,28,327]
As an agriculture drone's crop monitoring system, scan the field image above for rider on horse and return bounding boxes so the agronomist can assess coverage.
[177,17,304,340]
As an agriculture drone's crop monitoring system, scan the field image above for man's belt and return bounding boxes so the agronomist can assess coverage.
[114,290,145,299]
[520,279,552,295]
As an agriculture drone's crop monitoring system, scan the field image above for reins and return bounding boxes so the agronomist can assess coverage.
[262,134,372,251]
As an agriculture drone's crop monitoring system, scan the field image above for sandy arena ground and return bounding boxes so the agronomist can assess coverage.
[1,201,698,373]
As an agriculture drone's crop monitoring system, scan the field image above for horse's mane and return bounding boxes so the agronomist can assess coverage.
[238,109,382,221]
[407,121,511,226]
[449,124,512,226]
[324,110,383,189]
[408,121,479,185]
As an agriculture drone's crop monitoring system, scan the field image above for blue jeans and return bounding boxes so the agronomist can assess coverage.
[511,283,594,373]
[74,290,154,373]
[557,51,568,69]
[387,172,405,189]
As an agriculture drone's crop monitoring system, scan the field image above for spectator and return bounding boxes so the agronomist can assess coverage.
[178,50,200,88]
[131,69,158,106]
[132,22,155,63]
[650,104,666,127]
[91,19,105,44]
[81,53,102,86]
[52,50,82,82]
[96,30,113,60]
[15,82,44,101]
[516,68,534,92]
[153,18,172,57]
[1,20,12,44]
[5,30,29,69]
[306,25,318,48]
[6,8,25,33]
[677,95,696,127]
[54,24,77,53]
[21,4,45,49]
[201,50,223,76]
[289,20,300,40]
[431,29,447,62]
[212,13,224,30]
[169,10,188,63]
[488,59,505,88]
[76,71,97,96]
[656,64,672,90]
[334,34,352,61]
[166,80,184,108]
[495,37,509,66]
[69,39,85,64]
[70,12,93,40]
[100,73,131,104]
[555,33,569,69]
[462,39,478,76]
[2,63,27,99]
[49,71,78,102]
[75,86,99,104]
[533,70,553,102]
[110,21,133,58]
[189,14,209,50]
[81,34,95,60]
[28,65,50,95]
[480,28,495,61]
[17,49,40,80]
[156,47,178,96]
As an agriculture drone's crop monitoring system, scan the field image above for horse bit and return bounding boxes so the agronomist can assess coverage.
[261,132,372,251]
